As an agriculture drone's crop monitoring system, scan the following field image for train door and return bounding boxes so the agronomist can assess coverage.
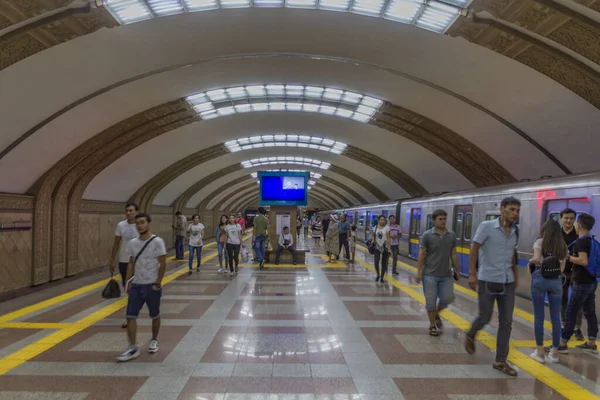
[453,205,473,276]
[545,198,592,222]
[409,208,422,258]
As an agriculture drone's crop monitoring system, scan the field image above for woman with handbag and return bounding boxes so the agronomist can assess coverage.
[528,219,567,364]
[372,215,391,284]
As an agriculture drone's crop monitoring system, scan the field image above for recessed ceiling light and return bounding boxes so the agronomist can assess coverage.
[225,135,347,154]
[241,157,331,169]
[184,84,384,123]
[104,0,468,33]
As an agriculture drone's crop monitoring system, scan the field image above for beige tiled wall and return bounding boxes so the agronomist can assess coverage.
[78,212,175,273]
[0,212,33,293]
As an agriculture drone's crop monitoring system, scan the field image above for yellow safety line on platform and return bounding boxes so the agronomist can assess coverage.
[510,340,552,348]
[354,250,597,400]
[0,245,226,375]
[0,322,71,329]
[0,241,218,323]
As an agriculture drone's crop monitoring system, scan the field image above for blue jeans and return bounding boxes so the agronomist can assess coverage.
[217,242,229,269]
[562,280,599,342]
[255,235,266,262]
[188,245,202,270]
[175,235,185,259]
[530,270,562,347]
[422,275,455,312]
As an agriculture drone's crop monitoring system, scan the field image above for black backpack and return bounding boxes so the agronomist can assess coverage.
[540,252,561,278]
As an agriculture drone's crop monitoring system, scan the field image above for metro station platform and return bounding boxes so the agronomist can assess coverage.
[0,236,598,400]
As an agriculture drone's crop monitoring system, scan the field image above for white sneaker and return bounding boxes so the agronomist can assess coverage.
[148,339,159,354]
[116,345,140,362]
[529,350,546,364]
[546,352,560,363]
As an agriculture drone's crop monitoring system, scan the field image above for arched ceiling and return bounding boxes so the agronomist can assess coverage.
[4,0,600,285]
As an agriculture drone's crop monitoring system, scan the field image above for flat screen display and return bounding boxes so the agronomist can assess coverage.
[259,171,309,206]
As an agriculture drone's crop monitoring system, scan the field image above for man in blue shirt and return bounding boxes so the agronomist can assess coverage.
[338,213,351,260]
[465,197,520,377]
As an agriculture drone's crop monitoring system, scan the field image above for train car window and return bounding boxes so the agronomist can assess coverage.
[486,214,500,221]
[548,212,560,222]
[464,213,473,241]
[426,214,433,230]
[454,213,464,239]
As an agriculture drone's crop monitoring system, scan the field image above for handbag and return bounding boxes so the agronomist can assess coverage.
[367,240,376,255]
[102,278,121,299]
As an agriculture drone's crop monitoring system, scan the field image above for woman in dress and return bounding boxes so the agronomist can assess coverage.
[187,214,204,274]
[528,220,566,364]
[216,214,229,273]
[312,217,322,246]
[372,215,391,284]
[326,215,340,262]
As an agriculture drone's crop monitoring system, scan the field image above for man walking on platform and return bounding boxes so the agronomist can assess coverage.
[416,209,459,337]
[253,207,269,269]
[338,213,351,260]
[465,197,521,377]
[389,215,401,275]
[172,211,187,260]
[109,202,140,329]
[117,213,167,362]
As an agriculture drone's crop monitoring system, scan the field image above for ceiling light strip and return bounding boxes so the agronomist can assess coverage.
[185,84,383,123]
[104,0,470,33]
[241,156,331,170]
[225,135,347,154]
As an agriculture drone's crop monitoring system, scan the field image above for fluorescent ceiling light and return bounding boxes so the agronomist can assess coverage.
[250,170,322,179]
[225,135,347,154]
[185,84,383,123]
[104,0,469,33]
[241,156,331,170]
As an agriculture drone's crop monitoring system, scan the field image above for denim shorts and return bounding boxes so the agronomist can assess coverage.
[422,275,455,312]
[126,284,162,319]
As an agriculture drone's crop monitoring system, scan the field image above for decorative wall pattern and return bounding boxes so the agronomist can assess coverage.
[449,0,600,110]
[0,212,33,294]
[0,1,116,71]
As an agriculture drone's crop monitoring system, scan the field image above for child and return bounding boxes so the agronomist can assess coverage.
[350,225,357,263]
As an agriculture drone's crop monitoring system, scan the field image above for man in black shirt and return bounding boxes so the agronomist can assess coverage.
[560,208,584,341]
[553,213,598,354]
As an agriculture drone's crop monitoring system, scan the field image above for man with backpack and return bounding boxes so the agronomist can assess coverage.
[117,213,167,362]
[552,213,598,354]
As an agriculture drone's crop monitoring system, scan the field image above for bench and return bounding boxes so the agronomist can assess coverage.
[265,248,310,264]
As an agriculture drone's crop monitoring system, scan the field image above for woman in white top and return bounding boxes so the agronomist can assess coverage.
[528,219,566,364]
[187,214,205,274]
[372,215,391,284]
[225,214,242,276]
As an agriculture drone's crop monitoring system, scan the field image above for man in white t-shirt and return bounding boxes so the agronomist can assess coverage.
[275,226,297,265]
[109,202,139,329]
[117,213,167,362]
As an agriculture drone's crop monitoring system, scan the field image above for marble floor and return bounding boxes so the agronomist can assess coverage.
[0,236,598,400]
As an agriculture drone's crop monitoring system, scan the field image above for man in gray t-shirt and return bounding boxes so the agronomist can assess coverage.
[416,209,459,337]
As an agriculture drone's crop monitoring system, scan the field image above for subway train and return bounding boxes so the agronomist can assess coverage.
[318,171,600,303]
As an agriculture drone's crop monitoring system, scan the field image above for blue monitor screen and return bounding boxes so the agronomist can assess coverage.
[259,171,309,206]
